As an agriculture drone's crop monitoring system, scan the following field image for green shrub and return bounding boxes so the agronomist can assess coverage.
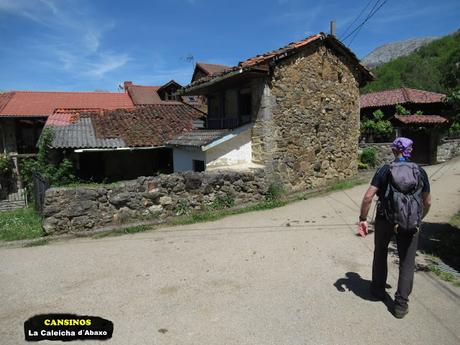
[0,154,14,177]
[265,181,284,201]
[18,128,78,190]
[358,162,369,170]
[360,148,377,167]
[210,193,235,210]
[175,199,191,216]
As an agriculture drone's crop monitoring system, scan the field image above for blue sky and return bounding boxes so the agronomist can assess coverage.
[0,0,459,92]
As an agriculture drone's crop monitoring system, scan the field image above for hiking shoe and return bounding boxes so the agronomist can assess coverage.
[370,287,386,301]
[393,304,409,319]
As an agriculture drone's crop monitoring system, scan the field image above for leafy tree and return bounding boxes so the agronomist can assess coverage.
[361,109,393,142]
[361,31,460,94]
[444,89,460,137]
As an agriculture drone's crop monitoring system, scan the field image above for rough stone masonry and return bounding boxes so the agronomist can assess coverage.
[252,43,362,191]
[43,170,266,234]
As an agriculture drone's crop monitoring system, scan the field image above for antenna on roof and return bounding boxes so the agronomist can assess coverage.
[330,20,336,37]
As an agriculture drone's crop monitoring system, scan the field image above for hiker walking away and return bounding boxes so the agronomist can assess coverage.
[358,137,431,319]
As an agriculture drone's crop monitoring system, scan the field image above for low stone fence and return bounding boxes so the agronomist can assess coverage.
[43,170,266,234]
[358,142,394,166]
[437,138,460,163]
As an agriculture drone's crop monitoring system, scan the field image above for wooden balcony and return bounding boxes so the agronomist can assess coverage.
[206,115,251,129]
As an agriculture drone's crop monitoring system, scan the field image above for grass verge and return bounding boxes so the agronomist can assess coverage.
[0,207,45,241]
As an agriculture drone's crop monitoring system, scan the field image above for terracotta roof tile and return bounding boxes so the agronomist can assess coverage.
[126,85,163,105]
[0,92,15,113]
[196,62,231,76]
[92,104,204,147]
[45,103,204,149]
[0,91,134,117]
[394,115,448,124]
[185,33,372,90]
[361,88,445,108]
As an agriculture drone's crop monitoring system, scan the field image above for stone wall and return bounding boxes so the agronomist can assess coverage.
[266,43,361,191]
[43,169,266,234]
[358,143,394,166]
[437,138,460,163]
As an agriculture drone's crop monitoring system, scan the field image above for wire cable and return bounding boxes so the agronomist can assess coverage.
[340,0,375,39]
[342,0,389,46]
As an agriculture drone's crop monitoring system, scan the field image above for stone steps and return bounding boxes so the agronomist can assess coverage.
[0,200,27,212]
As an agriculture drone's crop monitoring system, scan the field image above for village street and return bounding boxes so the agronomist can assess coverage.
[1,158,460,345]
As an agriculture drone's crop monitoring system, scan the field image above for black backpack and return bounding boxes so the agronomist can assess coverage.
[383,161,424,233]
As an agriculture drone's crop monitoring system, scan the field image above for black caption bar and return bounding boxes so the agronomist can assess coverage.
[24,313,113,342]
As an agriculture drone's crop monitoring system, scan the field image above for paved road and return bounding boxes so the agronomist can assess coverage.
[1,158,460,345]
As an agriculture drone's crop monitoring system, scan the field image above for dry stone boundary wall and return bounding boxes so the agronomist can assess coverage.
[437,138,460,163]
[43,170,266,234]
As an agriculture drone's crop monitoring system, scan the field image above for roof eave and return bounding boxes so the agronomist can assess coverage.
[324,35,374,84]
[180,67,269,95]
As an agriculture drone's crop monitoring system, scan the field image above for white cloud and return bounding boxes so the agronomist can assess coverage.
[0,0,129,79]
[86,53,131,78]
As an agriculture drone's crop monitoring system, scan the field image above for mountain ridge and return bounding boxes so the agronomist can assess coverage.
[362,37,438,68]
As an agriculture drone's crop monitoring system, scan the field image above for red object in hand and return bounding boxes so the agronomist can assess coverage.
[358,221,368,237]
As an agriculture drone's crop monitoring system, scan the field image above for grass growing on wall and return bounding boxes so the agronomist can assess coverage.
[0,207,45,241]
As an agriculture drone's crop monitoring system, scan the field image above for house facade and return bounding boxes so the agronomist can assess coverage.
[169,33,372,191]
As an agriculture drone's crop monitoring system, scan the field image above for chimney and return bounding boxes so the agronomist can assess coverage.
[330,20,336,37]
[123,81,133,92]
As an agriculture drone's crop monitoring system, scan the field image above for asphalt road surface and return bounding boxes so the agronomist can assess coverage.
[1,158,460,345]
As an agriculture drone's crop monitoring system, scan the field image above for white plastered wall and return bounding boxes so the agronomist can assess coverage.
[206,128,252,169]
[171,128,253,172]
[172,148,206,172]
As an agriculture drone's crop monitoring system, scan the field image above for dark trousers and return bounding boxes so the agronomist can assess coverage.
[371,216,419,307]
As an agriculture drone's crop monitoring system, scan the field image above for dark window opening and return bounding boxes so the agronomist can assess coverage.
[193,160,205,172]
[239,91,252,125]
[239,92,251,116]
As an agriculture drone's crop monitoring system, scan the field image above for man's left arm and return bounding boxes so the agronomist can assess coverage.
[420,168,431,219]
[360,185,378,221]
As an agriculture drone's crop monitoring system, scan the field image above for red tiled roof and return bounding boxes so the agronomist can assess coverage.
[126,85,164,105]
[185,33,372,90]
[0,92,15,113]
[46,108,103,126]
[45,103,205,148]
[361,88,445,108]
[196,62,231,76]
[0,91,134,117]
[91,104,204,147]
[239,34,323,68]
[394,115,448,125]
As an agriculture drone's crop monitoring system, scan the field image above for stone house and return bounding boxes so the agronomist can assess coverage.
[168,33,373,191]
[360,87,450,164]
